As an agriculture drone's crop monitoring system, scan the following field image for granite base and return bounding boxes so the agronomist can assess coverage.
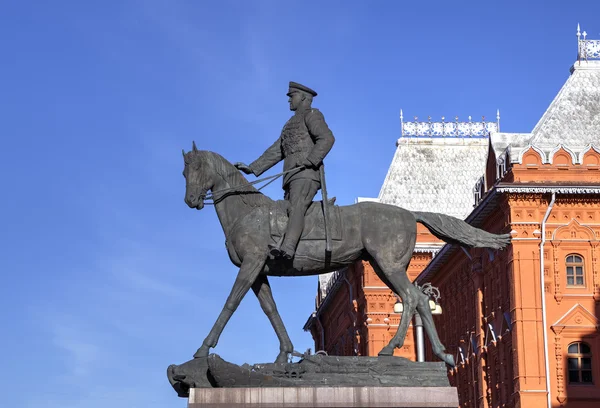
[188,386,458,407]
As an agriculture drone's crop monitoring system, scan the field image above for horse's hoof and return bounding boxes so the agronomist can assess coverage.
[378,346,394,357]
[438,353,455,367]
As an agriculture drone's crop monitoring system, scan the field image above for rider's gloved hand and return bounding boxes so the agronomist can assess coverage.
[234,162,254,175]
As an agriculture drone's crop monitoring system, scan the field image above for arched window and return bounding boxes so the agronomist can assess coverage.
[566,254,585,286]
[568,342,593,384]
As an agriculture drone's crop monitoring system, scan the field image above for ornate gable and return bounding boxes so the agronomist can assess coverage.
[551,303,599,334]
[553,219,596,241]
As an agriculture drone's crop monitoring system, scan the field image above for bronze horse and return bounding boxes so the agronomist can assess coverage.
[174,145,509,376]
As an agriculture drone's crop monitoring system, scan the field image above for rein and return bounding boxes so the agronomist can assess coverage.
[202,166,305,205]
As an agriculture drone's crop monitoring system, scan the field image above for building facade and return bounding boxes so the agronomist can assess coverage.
[304,29,600,408]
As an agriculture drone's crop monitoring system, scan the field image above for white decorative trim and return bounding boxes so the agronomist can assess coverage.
[510,238,542,241]
[579,144,600,163]
[548,144,579,165]
[579,38,600,61]
[514,144,600,165]
[413,247,442,254]
[516,144,548,164]
[400,116,498,138]
[497,186,600,194]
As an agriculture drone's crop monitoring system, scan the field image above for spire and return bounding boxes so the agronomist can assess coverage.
[497,109,501,131]
[400,109,404,139]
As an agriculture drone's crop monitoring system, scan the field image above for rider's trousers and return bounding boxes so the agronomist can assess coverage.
[282,179,320,255]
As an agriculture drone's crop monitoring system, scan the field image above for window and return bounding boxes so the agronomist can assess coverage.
[568,342,593,384]
[566,254,585,286]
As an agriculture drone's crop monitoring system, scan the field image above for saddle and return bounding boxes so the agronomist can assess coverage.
[269,198,343,241]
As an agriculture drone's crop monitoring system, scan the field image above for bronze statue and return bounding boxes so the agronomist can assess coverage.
[167,145,511,396]
[234,81,335,260]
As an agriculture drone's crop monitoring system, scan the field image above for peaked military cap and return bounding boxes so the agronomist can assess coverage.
[287,81,317,97]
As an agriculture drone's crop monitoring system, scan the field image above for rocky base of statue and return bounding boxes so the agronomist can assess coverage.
[167,354,450,398]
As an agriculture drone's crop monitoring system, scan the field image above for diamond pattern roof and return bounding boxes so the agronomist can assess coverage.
[529,61,600,151]
[378,137,489,219]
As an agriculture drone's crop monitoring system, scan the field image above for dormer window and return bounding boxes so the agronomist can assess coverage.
[566,254,585,287]
[497,157,507,180]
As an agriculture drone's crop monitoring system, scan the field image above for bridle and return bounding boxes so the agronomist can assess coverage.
[195,166,306,205]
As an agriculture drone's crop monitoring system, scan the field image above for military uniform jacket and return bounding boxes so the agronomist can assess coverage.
[249,108,335,188]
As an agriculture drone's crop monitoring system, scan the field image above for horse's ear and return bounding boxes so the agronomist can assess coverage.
[182,149,186,158]
[192,141,198,152]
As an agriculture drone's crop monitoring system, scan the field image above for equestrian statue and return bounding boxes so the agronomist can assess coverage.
[167,82,511,396]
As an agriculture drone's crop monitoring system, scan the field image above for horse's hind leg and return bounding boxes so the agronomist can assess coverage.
[416,292,455,366]
[252,275,294,363]
[371,250,455,365]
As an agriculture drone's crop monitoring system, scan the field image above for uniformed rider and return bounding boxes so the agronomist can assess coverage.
[235,81,335,260]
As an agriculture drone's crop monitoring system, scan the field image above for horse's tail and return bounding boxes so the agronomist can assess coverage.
[412,211,511,250]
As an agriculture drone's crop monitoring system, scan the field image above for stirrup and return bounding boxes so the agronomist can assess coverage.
[268,244,293,260]
[268,244,283,258]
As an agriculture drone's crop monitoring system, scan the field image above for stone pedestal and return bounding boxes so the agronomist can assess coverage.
[188,386,459,407]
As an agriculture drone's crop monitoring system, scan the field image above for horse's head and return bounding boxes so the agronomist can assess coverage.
[182,142,215,210]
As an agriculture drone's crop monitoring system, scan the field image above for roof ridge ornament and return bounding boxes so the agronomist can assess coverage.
[400,114,499,138]
[577,24,600,63]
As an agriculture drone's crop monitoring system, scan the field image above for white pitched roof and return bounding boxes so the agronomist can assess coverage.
[528,61,600,150]
[378,136,489,219]
[497,60,600,164]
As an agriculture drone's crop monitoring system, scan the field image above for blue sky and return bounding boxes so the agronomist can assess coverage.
[1,1,599,407]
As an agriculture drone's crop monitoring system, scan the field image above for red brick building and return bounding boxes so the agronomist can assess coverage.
[304,30,600,408]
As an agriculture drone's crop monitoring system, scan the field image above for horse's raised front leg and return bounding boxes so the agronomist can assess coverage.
[252,275,293,363]
[193,256,266,359]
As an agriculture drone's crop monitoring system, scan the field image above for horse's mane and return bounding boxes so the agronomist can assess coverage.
[198,150,274,208]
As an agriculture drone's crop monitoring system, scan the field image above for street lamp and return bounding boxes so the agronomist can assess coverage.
[421,282,442,315]
[393,285,442,315]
